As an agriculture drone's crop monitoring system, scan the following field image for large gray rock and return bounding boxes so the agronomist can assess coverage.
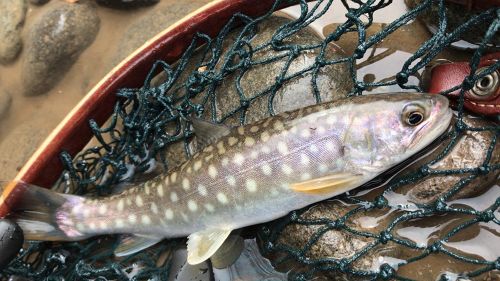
[0,90,12,120]
[21,0,100,96]
[0,0,27,64]
[111,0,212,68]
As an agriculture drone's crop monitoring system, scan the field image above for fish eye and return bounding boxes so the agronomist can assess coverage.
[402,104,426,126]
[471,67,499,98]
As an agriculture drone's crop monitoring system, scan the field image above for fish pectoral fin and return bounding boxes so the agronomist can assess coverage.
[187,228,232,265]
[190,118,231,147]
[114,234,163,257]
[290,173,363,194]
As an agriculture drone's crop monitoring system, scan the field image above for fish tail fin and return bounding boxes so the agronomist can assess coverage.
[1,181,87,241]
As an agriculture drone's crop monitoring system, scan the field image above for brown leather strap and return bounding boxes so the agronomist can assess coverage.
[427,52,500,116]
[446,0,500,11]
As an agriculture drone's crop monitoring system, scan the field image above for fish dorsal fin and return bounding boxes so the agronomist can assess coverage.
[114,234,163,257]
[187,228,232,265]
[191,118,231,147]
[290,173,363,195]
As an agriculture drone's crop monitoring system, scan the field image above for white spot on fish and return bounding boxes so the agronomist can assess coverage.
[98,205,107,215]
[198,184,208,196]
[145,184,150,195]
[116,200,124,212]
[194,160,202,171]
[181,212,189,222]
[128,214,137,223]
[142,215,152,225]
[319,164,328,173]
[310,144,319,153]
[237,127,245,135]
[204,146,214,153]
[217,142,226,154]
[221,157,229,166]
[170,192,179,202]
[188,200,198,212]
[277,142,289,155]
[281,164,293,175]
[205,154,214,162]
[157,184,164,197]
[126,198,132,206]
[261,163,272,175]
[182,178,190,190]
[165,209,174,220]
[244,137,255,147]
[300,154,310,165]
[246,179,257,192]
[115,219,124,228]
[260,131,270,142]
[301,129,311,138]
[226,175,236,186]
[250,126,259,133]
[250,150,259,159]
[204,203,215,212]
[208,165,218,178]
[228,137,238,146]
[136,195,144,207]
[151,203,159,214]
[217,193,228,204]
[261,146,271,154]
[233,153,245,165]
[273,120,284,130]
[325,141,336,151]
[186,166,192,174]
[301,173,312,180]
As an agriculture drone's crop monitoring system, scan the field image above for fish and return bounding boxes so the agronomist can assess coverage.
[0,92,452,266]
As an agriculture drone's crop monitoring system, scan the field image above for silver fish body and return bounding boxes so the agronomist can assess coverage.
[6,92,452,264]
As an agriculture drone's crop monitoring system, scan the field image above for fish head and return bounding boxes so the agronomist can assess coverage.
[343,93,452,173]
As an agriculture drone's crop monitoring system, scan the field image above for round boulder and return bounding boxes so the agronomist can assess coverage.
[21,0,100,96]
[0,0,27,64]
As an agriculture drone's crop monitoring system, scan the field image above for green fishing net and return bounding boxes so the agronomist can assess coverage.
[1,0,499,280]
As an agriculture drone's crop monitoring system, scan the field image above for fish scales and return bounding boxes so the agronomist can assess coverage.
[3,93,452,264]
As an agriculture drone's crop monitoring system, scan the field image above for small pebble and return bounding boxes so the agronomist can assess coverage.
[96,0,159,9]
[0,0,27,64]
[0,219,24,270]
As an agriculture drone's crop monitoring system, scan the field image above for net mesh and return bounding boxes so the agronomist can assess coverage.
[1,0,499,280]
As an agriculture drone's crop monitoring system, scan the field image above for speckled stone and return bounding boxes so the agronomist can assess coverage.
[0,0,27,64]
[21,0,100,96]
[96,0,159,9]
[401,115,500,204]
[0,89,12,120]
[271,200,399,281]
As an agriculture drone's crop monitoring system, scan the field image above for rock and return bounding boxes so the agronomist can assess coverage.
[0,0,27,64]
[400,115,500,204]
[152,15,352,171]
[96,0,159,9]
[29,0,49,5]
[268,200,400,281]
[21,0,100,96]
[0,219,24,270]
[111,0,212,67]
[0,90,12,120]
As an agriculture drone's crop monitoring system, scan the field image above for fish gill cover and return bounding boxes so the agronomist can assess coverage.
[1,0,499,280]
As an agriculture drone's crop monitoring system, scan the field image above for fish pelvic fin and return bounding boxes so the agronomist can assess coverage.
[1,181,87,241]
[187,228,232,265]
[114,234,163,257]
[290,173,363,195]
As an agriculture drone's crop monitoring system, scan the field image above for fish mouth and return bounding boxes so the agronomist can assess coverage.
[408,96,453,152]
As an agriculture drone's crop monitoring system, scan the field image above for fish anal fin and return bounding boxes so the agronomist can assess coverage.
[290,173,363,195]
[114,234,163,257]
[187,228,232,265]
[190,118,231,148]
